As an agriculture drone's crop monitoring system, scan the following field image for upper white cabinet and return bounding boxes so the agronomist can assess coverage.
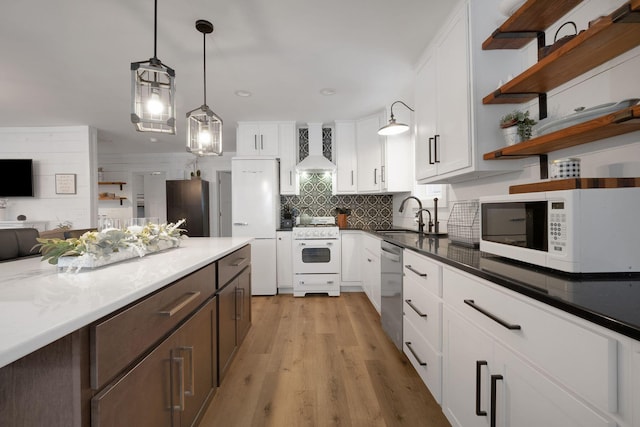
[356,113,385,193]
[278,122,299,195]
[236,122,279,156]
[414,0,523,184]
[333,120,358,194]
[382,105,412,193]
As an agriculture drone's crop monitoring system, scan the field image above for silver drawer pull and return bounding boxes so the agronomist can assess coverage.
[405,265,427,277]
[464,299,521,330]
[405,299,427,317]
[233,222,248,226]
[159,291,201,317]
[405,342,427,366]
[230,257,248,268]
[171,354,185,411]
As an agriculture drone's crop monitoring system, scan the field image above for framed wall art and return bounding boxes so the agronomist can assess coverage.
[55,173,77,194]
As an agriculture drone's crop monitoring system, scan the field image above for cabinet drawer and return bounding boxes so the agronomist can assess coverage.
[404,275,442,351]
[218,244,251,288]
[403,250,442,297]
[403,316,442,404]
[443,267,617,412]
[92,263,216,390]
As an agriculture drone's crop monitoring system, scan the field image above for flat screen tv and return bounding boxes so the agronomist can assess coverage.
[0,159,34,197]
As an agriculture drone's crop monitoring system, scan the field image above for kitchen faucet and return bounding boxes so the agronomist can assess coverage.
[399,196,426,234]
[416,208,434,233]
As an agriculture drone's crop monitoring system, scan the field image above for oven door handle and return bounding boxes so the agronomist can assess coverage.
[297,242,335,247]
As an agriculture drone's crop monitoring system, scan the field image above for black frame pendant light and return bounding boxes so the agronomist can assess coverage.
[378,100,414,136]
[186,19,223,156]
[130,0,176,134]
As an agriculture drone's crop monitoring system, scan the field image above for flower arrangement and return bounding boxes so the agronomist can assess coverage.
[36,219,186,269]
[499,109,537,140]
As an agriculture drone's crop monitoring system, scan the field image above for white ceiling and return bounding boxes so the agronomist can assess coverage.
[0,0,455,155]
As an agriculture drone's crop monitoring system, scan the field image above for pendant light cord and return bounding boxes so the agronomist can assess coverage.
[153,0,158,59]
[203,31,207,106]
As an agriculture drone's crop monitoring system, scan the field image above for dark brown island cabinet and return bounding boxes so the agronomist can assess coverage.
[0,245,252,427]
[166,179,210,237]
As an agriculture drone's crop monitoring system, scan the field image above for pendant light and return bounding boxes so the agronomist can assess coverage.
[130,0,176,134]
[186,20,223,156]
[378,101,414,136]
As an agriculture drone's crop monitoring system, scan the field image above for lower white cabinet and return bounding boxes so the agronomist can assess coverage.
[361,233,381,313]
[276,231,293,290]
[340,231,362,284]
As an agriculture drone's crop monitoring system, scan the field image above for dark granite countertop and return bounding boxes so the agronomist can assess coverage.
[369,230,640,341]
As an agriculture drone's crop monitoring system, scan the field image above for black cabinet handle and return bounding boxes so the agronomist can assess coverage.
[405,265,427,277]
[476,360,487,416]
[434,134,440,163]
[490,374,503,427]
[428,137,435,165]
[405,342,427,366]
[405,299,427,317]
[464,299,521,330]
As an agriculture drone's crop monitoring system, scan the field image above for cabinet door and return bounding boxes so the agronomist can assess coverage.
[276,231,293,289]
[176,299,216,427]
[166,180,210,237]
[340,232,361,282]
[333,120,358,194]
[443,307,492,427]
[217,281,237,384]
[415,52,438,180]
[258,122,279,156]
[236,122,261,156]
[356,114,383,192]
[278,122,298,195]
[493,342,614,427]
[382,107,412,192]
[236,268,251,345]
[434,4,471,176]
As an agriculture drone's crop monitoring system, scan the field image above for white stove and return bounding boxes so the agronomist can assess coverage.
[292,216,341,297]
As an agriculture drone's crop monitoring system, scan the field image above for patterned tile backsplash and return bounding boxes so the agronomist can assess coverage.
[280,173,393,230]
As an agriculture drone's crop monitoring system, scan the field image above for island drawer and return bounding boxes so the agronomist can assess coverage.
[403,250,442,297]
[218,244,251,288]
[91,262,216,390]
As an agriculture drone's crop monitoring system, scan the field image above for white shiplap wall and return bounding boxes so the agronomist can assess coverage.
[0,126,97,230]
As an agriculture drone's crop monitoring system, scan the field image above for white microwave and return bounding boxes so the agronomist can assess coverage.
[479,188,640,273]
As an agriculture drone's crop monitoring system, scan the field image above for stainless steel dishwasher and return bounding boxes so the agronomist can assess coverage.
[380,240,403,350]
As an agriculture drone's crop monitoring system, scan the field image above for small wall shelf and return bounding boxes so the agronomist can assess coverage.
[483,0,584,50]
[482,1,640,119]
[98,196,127,205]
[98,181,126,191]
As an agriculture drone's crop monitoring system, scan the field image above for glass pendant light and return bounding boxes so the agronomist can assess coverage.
[130,0,176,134]
[378,101,414,136]
[186,19,223,156]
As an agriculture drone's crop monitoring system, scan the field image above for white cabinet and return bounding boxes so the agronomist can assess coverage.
[414,0,523,184]
[442,267,617,427]
[382,104,413,193]
[361,233,381,313]
[236,122,279,156]
[278,122,299,195]
[333,120,358,194]
[403,250,444,403]
[276,231,293,291]
[356,113,384,193]
[340,231,361,284]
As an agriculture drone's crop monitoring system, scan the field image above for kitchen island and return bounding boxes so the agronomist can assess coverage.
[0,237,252,427]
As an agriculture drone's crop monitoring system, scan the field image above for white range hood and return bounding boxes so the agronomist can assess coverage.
[295,123,336,172]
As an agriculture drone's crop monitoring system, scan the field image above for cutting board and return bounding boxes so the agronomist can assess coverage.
[509,177,640,194]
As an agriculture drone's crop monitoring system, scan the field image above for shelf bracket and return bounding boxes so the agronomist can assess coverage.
[491,29,543,41]
[118,183,124,191]
[538,93,547,120]
[612,3,640,23]
[538,154,549,180]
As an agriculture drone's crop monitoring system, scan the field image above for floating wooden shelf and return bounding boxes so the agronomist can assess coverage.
[509,177,640,194]
[98,181,126,191]
[483,1,640,107]
[98,196,127,206]
[483,0,583,50]
[484,105,640,160]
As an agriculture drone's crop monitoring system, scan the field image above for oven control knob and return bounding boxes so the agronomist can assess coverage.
[320,230,326,237]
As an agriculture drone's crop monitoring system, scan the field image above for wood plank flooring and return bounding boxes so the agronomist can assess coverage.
[200,292,451,427]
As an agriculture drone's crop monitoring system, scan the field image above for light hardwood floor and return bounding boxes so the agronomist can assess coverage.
[200,292,451,427]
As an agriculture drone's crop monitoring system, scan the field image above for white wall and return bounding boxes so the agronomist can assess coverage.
[98,151,234,237]
[394,0,640,230]
[0,126,97,230]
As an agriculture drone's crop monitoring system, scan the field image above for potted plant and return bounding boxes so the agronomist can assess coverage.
[499,110,537,145]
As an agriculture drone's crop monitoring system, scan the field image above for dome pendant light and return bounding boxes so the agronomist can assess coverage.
[186,19,223,156]
[130,0,176,134]
[378,100,414,136]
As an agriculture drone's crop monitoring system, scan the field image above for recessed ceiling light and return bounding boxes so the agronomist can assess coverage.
[235,90,252,97]
[320,88,336,96]
[149,137,158,143]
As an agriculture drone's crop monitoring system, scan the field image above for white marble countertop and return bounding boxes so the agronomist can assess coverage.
[0,237,253,369]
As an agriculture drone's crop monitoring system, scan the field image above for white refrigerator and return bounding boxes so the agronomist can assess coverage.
[231,157,279,295]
